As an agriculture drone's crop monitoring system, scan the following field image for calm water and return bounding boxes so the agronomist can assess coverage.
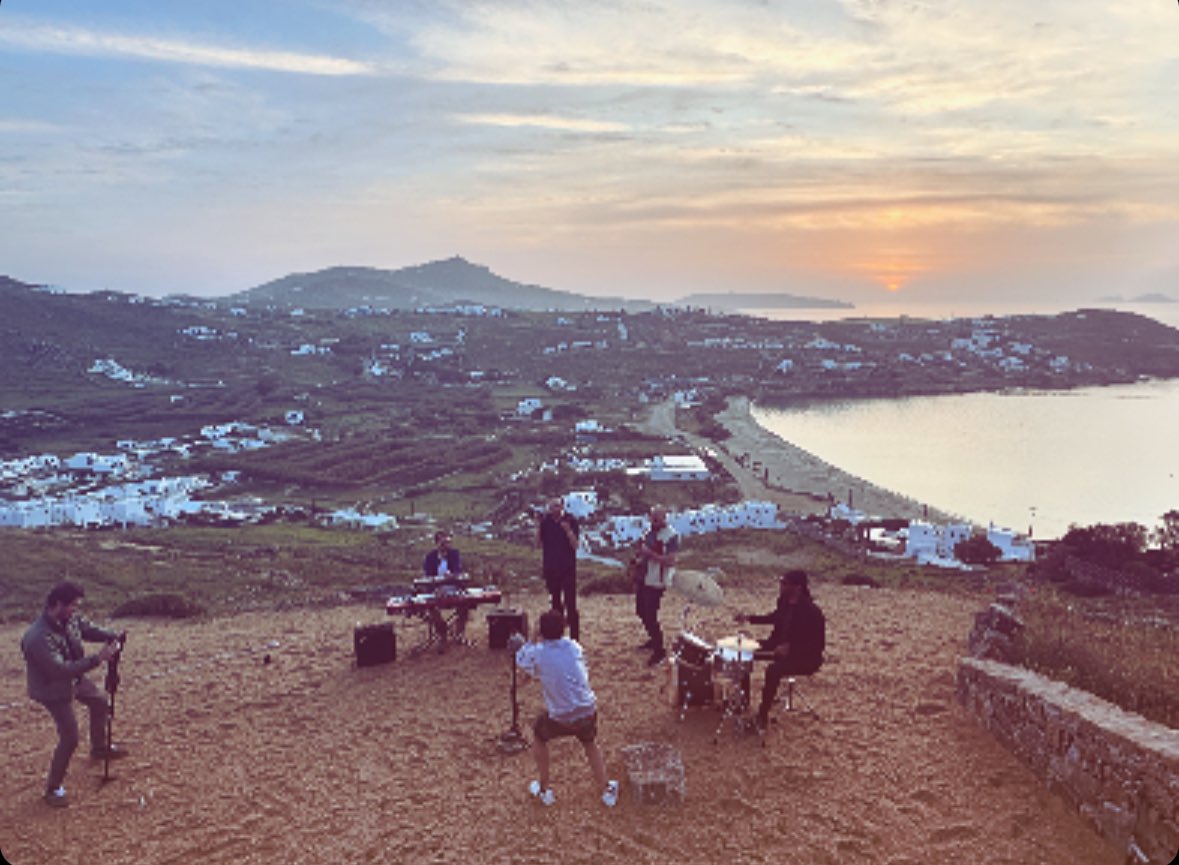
[744,300,1179,329]
[752,379,1179,541]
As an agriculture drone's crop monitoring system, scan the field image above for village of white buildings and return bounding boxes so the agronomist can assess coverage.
[3,292,1063,568]
[0,400,1033,571]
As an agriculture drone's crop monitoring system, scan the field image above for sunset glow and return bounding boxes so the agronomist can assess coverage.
[0,1,1174,304]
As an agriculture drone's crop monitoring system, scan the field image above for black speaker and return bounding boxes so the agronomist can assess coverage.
[354,623,396,667]
[486,609,529,649]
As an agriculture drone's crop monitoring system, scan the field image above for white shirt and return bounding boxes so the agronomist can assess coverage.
[515,637,597,723]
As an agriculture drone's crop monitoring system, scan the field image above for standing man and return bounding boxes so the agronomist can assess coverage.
[635,506,679,666]
[513,610,618,808]
[21,580,126,808]
[735,569,826,731]
[536,497,581,641]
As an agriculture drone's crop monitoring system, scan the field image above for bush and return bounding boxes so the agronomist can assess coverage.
[111,593,206,619]
[580,572,635,597]
[955,535,1002,565]
[1013,588,1179,727]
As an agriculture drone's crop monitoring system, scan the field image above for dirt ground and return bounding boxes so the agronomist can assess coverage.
[1,585,1118,865]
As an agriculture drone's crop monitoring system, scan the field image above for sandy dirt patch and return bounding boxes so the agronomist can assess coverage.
[1,585,1115,865]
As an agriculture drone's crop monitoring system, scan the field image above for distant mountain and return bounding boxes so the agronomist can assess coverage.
[675,291,853,311]
[222,256,653,312]
[1097,293,1177,304]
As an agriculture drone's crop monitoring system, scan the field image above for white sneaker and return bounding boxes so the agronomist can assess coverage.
[528,779,555,806]
[602,779,619,808]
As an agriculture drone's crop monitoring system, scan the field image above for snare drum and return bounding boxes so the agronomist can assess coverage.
[672,632,713,667]
[713,635,756,676]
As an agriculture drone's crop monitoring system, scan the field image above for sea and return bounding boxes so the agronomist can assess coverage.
[744,300,1179,540]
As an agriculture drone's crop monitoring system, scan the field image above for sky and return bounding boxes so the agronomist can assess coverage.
[1,0,1177,306]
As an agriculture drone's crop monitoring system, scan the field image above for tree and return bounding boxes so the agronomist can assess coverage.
[1153,510,1179,553]
[1060,522,1147,569]
[955,535,1002,566]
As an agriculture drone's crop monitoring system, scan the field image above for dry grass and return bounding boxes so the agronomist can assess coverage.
[1013,585,1179,728]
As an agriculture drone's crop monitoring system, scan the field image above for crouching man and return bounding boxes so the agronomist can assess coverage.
[513,610,618,808]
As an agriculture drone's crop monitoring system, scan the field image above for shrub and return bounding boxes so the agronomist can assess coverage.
[111,593,206,619]
[955,535,1002,566]
[1013,588,1179,727]
[580,572,635,597]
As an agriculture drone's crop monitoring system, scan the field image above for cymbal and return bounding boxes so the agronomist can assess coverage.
[672,568,724,607]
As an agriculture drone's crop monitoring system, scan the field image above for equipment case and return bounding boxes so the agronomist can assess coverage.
[486,608,529,649]
[354,622,396,667]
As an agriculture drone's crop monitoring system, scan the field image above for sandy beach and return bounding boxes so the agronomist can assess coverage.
[650,396,953,522]
[2,585,1115,865]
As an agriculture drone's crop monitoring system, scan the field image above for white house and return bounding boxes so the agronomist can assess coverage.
[905,521,975,565]
[516,398,543,417]
[598,500,782,548]
[987,523,1036,561]
[649,455,710,481]
[563,490,598,520]
[328,509,398,530]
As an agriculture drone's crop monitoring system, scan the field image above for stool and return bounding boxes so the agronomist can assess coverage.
[779,675,820,719]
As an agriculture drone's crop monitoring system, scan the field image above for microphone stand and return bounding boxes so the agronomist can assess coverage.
[497,639,527,755]
[102,633,126,784]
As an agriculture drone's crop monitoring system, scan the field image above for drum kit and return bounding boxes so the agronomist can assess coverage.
[668,630,759,742]
[662,566,762,741]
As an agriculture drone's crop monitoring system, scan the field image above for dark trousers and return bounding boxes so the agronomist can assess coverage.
[636,585,665,648]
[38,676,109,792]
[546,571,579,641]
[757,654,821,719]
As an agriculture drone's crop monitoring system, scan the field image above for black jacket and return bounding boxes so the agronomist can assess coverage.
[749,596,826,668]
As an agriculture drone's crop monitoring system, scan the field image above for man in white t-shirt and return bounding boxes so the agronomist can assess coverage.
[514,610,618,808]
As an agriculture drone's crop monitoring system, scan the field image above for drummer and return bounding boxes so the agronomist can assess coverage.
[734,570,826,731]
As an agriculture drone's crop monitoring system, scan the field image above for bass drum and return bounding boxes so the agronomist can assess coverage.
[668,658,716,710]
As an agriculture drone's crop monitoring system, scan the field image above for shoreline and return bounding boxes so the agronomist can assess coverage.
[711,396,957,523]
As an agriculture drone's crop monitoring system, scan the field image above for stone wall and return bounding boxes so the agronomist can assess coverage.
[957,657,1179,864]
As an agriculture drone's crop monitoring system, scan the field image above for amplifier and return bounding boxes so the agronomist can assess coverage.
[354,623,396,667]
[486,608,529,650]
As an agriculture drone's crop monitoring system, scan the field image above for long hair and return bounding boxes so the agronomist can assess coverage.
[781,569,813,603]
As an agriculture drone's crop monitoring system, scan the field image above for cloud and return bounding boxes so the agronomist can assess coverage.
[0,22,376,76]
[452,113,628,133]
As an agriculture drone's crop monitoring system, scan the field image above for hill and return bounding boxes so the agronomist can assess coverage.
[222,256,653,312]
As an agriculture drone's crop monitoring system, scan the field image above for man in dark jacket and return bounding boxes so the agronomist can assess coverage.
[536,497,581,641]
[21,581,125,808]
[735,569,826,730]
[422,530,462,578]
